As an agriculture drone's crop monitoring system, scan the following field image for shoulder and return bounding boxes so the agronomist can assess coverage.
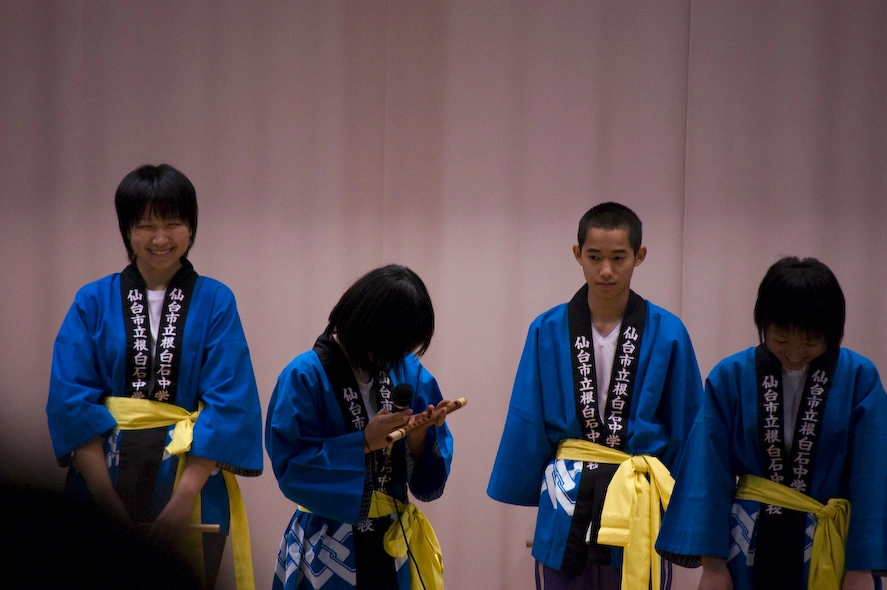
[643,300,687,330]
[708,347,757,379]
[640,299,698,350]
[400,353,435,382]
[836,347,882,376]
[275,349,327,390]
[74,272,119,296]
[528,301,569,331]
[194,275,235,299]
[69,273,121,311]
[280,349,323,375]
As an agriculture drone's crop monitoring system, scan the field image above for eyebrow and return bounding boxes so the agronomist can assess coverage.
[585,247,630,254]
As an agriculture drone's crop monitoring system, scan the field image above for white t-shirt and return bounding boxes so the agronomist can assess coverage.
[359,377,376,418]
[782,366,807,449]
[592,321,622,418]
[147,289,165,343]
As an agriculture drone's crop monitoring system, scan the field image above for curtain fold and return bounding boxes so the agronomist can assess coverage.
[2,2,884,588]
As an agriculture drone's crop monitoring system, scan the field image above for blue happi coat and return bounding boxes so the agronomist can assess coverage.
[46,268,263,531]
[266,348,453,590]
[486,294,703,572]
[655,346,887,588]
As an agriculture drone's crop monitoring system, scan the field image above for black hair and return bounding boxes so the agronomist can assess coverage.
[114,164,198,262]
[328,264,435,375]
[577,202,642,252]
[754,256,845,351]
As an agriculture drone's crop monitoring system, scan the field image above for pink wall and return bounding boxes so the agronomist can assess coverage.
[2,2,885,588]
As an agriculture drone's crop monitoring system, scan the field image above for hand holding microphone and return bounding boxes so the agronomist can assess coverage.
[362,384,416,453]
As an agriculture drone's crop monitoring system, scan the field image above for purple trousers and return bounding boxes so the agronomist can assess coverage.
[535,560,673,590]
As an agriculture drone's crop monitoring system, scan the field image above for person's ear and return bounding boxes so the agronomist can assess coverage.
[572,244,581,263]
[634,246,647,266]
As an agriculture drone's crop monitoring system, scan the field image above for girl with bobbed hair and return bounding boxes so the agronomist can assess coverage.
[266,264,455,590]
[47,163,264,589]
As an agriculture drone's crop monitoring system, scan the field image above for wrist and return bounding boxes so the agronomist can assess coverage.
[363,430,371,453]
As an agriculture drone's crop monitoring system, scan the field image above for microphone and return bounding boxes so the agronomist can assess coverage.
[390,383,414,411]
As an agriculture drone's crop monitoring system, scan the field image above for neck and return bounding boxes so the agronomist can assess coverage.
[587,291,629,334]
[135,259,182,291]
[332,332,370,383]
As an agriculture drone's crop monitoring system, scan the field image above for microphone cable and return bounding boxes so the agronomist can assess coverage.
[394,495,427,590]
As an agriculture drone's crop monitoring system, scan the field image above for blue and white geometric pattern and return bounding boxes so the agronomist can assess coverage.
[275,520,357,589]
[540,459,583,515]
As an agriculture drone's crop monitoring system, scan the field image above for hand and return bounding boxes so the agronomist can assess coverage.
[74,437,130,523]
[842,570,874,590]
[152,488,195,545]
[404,399,450,457]
[150,455,215,545]
[698,557,732,590]
[91,487,131,523]
[363,408,412,452]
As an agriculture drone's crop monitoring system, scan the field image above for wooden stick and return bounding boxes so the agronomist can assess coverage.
[386,397,467,443]
[138,523,221,533]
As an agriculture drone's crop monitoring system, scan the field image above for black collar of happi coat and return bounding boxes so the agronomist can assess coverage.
[567,285,646,451]
[120,259,198,404]
[755,344,838,498]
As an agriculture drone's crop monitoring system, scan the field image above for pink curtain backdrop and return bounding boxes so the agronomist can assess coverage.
[2,2,884,588]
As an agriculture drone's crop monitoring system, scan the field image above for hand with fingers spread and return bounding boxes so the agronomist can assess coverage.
[404,399,451,456]
[363,408,413,453]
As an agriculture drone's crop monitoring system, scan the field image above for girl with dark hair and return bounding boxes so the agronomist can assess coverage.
[47,164,264,589]
[657,257,887,590]
[266,264,454,590]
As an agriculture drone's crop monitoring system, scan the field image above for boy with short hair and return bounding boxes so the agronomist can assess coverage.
[487,202,704,590]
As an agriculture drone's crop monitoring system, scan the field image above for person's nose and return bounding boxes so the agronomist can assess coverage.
[786,345,805,363]
[151,228,170,244]
[599,260,613,278]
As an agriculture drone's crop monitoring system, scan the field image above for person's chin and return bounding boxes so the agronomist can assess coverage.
[592,283,622,296]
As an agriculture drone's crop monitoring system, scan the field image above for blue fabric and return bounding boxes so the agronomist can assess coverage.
[266,351,453,589]
[486,297,703,571]
[46,271,264,525]
[656,346,887,586]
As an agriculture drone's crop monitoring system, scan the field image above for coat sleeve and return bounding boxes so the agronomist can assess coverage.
[658,320,705,469]
[487,319,555,506]
[656,357,741,564]
[843,357,887,572]
[188,282,263,476]
[266,354,369,525]
[398,356,453,502]
[46,288,118,465]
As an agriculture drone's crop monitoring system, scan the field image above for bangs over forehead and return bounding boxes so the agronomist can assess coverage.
[115,164,198,261]
[754,257,845,350]
[139,193,192,221]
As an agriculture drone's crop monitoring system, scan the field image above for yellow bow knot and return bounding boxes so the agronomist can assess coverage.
[103,396,201,455]
[556,439,674,590]
[368,491,444,590]
[103,397,255,590]
[735,474,849,590]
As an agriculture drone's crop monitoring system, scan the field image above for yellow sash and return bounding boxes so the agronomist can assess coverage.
[298,490,444,590]
[557,439,674,590]
[104,397,255,590]
[735,474,849,590]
